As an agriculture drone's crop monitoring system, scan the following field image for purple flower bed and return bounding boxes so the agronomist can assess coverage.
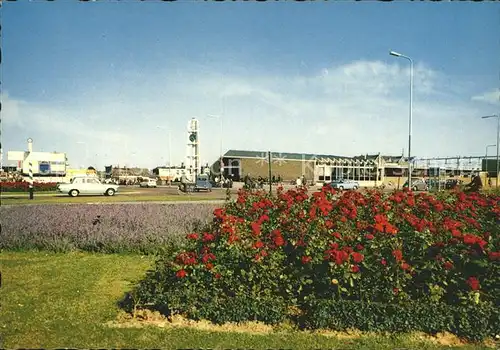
[0,203,219,253]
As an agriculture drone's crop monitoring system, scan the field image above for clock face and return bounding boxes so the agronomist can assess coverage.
[189,133,197,142]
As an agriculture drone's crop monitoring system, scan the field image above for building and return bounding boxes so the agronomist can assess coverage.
[7,139,68,182]
[211,149,494,188]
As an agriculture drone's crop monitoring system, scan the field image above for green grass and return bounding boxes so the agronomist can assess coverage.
[0,252,493,349]
[0,194,225,205]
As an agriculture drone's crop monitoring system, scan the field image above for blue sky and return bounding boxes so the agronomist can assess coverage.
[2,2,499,169]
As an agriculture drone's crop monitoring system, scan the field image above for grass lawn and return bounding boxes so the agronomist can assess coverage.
[0,194,225,205]
[0,252,493,349]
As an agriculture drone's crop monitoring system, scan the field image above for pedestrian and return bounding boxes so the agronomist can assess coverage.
[296,176,302,187]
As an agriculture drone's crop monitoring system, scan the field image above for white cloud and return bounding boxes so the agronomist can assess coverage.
[471,88,500,105]
[1,60,495,170]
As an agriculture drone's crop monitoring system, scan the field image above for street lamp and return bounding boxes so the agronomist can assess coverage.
[390,50,414,188]
[207,114,224,188]
[482,114,500,189]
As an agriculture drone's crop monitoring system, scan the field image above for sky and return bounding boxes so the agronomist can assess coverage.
[2,2,499,169]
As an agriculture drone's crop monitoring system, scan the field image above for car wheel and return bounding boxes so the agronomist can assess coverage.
[106,188,116,196]
[338,186,344,191]
[412,186,418,191]
[69,189,79,197]
[353,185,359,190]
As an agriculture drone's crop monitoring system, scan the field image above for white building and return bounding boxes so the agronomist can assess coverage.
[7,139,67,182]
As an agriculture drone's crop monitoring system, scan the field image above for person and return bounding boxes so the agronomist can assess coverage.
[488,176,492,187]
[257,175,264,188]
[301,174,306,187]
[296,176,302,187]
[244,173,252,188]
[180,173,188,192]
[272,175,276,184]
[465,172,483,193]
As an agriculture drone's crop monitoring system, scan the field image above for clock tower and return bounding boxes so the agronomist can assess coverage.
[186,118,200,181]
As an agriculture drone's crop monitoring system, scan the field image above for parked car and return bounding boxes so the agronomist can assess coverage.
[194,174,212,192]
[57,176,119,197]
[179,174,213,193]
[403,178,428,191]
[326,179,359,190]
[140,178,157,188]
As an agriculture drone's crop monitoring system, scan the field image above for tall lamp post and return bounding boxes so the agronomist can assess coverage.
[482,114,500,189]
[390,50,414,188]
[485,144,496,175]
[207,114,224,188]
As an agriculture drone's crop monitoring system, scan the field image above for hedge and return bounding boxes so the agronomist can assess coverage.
[1,181,59,192]
[300,299,500,342]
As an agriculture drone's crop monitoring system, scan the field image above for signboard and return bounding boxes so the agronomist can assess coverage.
[39,161,51,175]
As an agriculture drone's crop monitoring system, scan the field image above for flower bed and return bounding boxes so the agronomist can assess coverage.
[0,202,218,253]
[129,187,500,341]
[0,181,59,192]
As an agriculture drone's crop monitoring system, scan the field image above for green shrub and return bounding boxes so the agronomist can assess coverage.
[300,299,500,342]
[128,186,500,341]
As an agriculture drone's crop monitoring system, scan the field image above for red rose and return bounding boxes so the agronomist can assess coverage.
[213,208,225,219]
[205,263,214,270]
[463,234,477,245]
[381,258,387,266]
[215,273,222,279]
[392,249,403,262]
[251,222,261,236]
[356,244,364,251]
[401,262,410,270]
[443,261,454,270]
[176,269,187,278]
[253,241,264,249]
[467,276,480,291]
[186,233,199,240]
[203,233,215,242]
[488,251,500,261]
[301,256,312,264]
[351,265,360,273]
[273,235,285,247]
[365,234,375,240]
[351,252,364,263]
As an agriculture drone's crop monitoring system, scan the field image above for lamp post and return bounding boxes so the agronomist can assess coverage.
[390,50,414,188]
[485,144,496,175]
[481,114,500,188]
[207,114,224,188]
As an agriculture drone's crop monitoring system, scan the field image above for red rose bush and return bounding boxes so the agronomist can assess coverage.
[130,186,500,340]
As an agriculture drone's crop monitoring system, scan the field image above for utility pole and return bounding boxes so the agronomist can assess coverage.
[268,151,272,194]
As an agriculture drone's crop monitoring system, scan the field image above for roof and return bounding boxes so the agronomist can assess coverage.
[223,149,348,161]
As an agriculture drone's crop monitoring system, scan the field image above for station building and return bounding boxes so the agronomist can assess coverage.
[211,149,497,188]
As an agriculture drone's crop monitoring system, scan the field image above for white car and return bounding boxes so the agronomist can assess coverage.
[57,176,120,197]
[326,179,360,190]
[140,178,157,188]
